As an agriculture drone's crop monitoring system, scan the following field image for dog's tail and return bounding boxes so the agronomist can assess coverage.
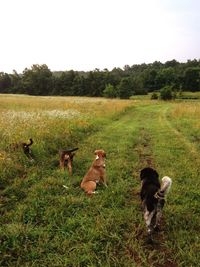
[64,147,79,153]
[155,176,172,199]
[26,138,33,147]
[161,176,172,194]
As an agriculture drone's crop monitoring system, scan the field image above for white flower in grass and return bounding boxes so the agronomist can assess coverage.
[44,109,81,119]
[1,109,82,121]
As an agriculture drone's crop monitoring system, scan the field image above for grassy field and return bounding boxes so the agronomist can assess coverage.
[0,95,199,267]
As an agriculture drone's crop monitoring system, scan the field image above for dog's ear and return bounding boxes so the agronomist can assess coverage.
[94,150,106,157]
[153,170,159,179]
[94,150,99,160]
[140,168,146,180]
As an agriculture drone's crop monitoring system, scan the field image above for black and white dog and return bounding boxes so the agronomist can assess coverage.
[140,167,172,242]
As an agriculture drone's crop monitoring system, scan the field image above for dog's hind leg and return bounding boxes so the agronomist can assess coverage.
[154,201,164,231]
[81,181,97,195]
[154,210,162,231]
[144,208,155,242]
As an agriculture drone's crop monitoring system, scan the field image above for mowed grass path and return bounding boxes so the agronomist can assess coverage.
[1,101,200,267]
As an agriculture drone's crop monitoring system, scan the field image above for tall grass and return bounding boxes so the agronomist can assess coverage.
[168,102,200,153]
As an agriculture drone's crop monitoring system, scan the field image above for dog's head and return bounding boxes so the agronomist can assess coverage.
[140,167,159,182]
[94,149,106,159]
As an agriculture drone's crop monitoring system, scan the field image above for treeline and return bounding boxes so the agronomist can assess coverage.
[0,59,200,98]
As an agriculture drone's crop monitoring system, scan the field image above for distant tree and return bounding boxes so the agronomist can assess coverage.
[152,61,163,69]
[164,59,179,68]
[103,84,117,98]
[117,77,133,99]
[22,64,53,95]
[185,59,199,68]
[183,67,200,91]
[143,69,158,91]
[71,75,86,96]
[110,67,124,87]
[160,85,174,100]
[156,67,175,89]
[0,72,12,93]
[10,70,23,93]
[57,70,78,95]
[84,69,107,96]
[131,77,146,95]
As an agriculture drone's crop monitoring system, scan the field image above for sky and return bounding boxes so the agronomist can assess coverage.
[0,0,200,73]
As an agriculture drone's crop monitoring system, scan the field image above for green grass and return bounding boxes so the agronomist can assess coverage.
[177,91,200,99]
[0,96,200,266]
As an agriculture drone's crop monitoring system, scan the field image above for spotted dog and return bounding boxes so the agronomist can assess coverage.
[140,167,172,242]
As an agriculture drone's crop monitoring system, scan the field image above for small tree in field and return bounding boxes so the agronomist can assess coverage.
[160,85,174,100]
[103,83,116,98]
[117,77,133,99]
[151,92,159,99]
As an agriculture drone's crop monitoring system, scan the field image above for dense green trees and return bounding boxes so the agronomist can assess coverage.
[0,72,12,92]
[183,67,200,91]
[0,59,200,98]
[22,64,53,95]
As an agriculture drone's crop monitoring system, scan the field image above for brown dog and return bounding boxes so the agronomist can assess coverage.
[59,147,78,175]
[80,149,107,195]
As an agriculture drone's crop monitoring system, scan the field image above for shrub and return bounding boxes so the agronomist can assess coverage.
[160,86,174,100]
[151,92,159,99]
[103,84,117,98]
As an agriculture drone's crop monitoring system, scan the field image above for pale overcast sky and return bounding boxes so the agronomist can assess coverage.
[0,0,200,73]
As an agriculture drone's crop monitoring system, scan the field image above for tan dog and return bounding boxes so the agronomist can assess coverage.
[80,149,107,195]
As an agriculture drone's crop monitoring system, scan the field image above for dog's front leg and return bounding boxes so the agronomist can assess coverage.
[67,159,72,176]
[100,175,107,187]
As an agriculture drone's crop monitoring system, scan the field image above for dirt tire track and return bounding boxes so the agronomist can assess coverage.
[129,115,179,267]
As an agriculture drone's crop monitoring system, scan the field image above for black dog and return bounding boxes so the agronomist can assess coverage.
[9,138,34,161]
[22,138,34,161]
[140,167,172,242]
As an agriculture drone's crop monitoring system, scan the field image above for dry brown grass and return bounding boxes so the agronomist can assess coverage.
[170,102,200,118]
[0,94,134,143]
